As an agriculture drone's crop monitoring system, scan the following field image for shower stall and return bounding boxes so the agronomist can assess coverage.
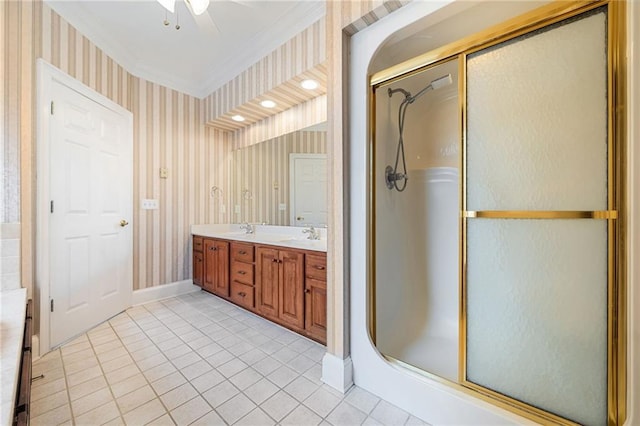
[355,1,627,425]
[374,59,460,382]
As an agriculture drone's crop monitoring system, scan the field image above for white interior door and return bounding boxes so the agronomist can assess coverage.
[49,78,132,347]
[290,154,327,226]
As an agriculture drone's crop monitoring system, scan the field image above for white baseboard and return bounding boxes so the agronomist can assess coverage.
[32,334,41,360]
[132,280,200,306]
[322,353,354,393]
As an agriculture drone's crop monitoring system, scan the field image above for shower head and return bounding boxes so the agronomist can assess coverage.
[430,74,453,90]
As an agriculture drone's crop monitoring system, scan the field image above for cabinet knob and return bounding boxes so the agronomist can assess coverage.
[239,251,247,255]
[272,259,278,263]
[210,247,217,251]
[305,289,311,294]
[238,292,246,297]
[315,265,325,270]
[238,271,246,275]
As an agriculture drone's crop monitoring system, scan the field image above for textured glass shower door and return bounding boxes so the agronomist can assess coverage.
[464,7,613,426]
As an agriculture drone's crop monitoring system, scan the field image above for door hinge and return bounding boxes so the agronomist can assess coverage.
[50,101,54,115]
[50,200,54,213]
[50,299,54,312]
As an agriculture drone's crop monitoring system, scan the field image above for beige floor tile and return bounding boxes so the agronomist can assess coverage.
[60,340,92,357]
[68,375,108,401]
[345,386,381,415]
[168,396,212,425]
[235,407,277,426]
[260,390,299,422]
[326,401,368,426]
[216,393,256,425]
[116,384,157,414]
[31,377,67,402]
[123,398,167,425]
[143,361,178,383]
[30,403,72,426]
[284,376,320,402]
[244,378,279,405]
[101,353,135,373]
[110,372,148,398]
[66,365,103,388]
[93,339,124,355]
[74,400,120,425]
[281,404,323,426]
[62,347,95,365]
[180,359,212,381]
[105,363,140,385]
[31,366,65,387]
[189,410,226,426]
[303,386,343,418]
[64,356,100,376]
[369,400,410,426]
[201,380,239,408]
[30,389,69,418]
[146,413,176,425]
[71,387,114,417]
[159,382,198,411]
[150,371,186,395]
[189,368,224,393]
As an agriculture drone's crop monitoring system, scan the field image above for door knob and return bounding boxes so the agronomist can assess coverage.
[297,216,304,221]
[120,220,129,227]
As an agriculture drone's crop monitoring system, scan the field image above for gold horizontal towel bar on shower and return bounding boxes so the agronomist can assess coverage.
[463,210,618,219]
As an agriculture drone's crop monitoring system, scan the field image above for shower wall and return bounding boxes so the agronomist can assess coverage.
[374,60,459,381]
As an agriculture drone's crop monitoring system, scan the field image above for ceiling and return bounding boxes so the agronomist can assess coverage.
[45,0,325,99]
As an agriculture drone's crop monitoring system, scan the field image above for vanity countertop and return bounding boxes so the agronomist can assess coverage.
[191,224,327,252]
[0,288,27,426]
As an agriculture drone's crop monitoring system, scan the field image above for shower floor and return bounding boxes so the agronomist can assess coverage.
[393,334,458,382]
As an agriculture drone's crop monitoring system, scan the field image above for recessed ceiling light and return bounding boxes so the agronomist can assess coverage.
[260,100,277,108]
[301,79,319,90]
[231,115,245,122]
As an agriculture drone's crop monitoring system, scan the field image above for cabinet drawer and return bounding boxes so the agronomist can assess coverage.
[231,261,254,285]
[305,254,327,281]
[231,242,254,262]
[230,281,255,310]
[193,236,204,252]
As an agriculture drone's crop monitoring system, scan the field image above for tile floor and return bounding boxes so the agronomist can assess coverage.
[31,290,427,425]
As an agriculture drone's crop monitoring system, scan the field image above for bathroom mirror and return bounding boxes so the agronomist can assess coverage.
[231,123,327,226]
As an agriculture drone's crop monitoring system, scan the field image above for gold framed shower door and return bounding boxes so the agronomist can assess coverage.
[368,1,627,425]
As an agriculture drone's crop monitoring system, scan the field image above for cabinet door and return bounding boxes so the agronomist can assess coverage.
[279,249,305,330]
[193,251,204,286]
[256,247,279,320]
[213,240,229,297]
[305,277,327,343]
[204,239,229,297]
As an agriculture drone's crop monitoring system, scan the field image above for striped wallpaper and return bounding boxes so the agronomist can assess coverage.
[231,94,327,150]
[232,131,327,226]
[204,18,326,123]
[2,1,231,293]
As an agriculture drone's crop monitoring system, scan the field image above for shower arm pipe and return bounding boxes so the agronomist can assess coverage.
[385,73,453,192]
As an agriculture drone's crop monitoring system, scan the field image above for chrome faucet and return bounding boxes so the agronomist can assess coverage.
[302,225,320,240]
[239,222,254,234]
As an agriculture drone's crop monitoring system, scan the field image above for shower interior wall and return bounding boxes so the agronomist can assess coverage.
[374,59,460,381]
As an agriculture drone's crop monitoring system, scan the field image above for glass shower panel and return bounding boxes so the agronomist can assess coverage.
[465,6,609,426]
[466,219,607,425]
[466,9,607,212]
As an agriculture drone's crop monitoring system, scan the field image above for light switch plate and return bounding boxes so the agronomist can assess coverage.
[141,199,159,209]
[159,167,168,179]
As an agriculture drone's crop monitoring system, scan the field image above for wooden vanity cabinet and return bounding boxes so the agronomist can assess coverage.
[193,236,204,287]
[204,239,230,297]
[230,242,255,311]
[256,247,305,330]
[194,233,326,345]
[304,253,327,343]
